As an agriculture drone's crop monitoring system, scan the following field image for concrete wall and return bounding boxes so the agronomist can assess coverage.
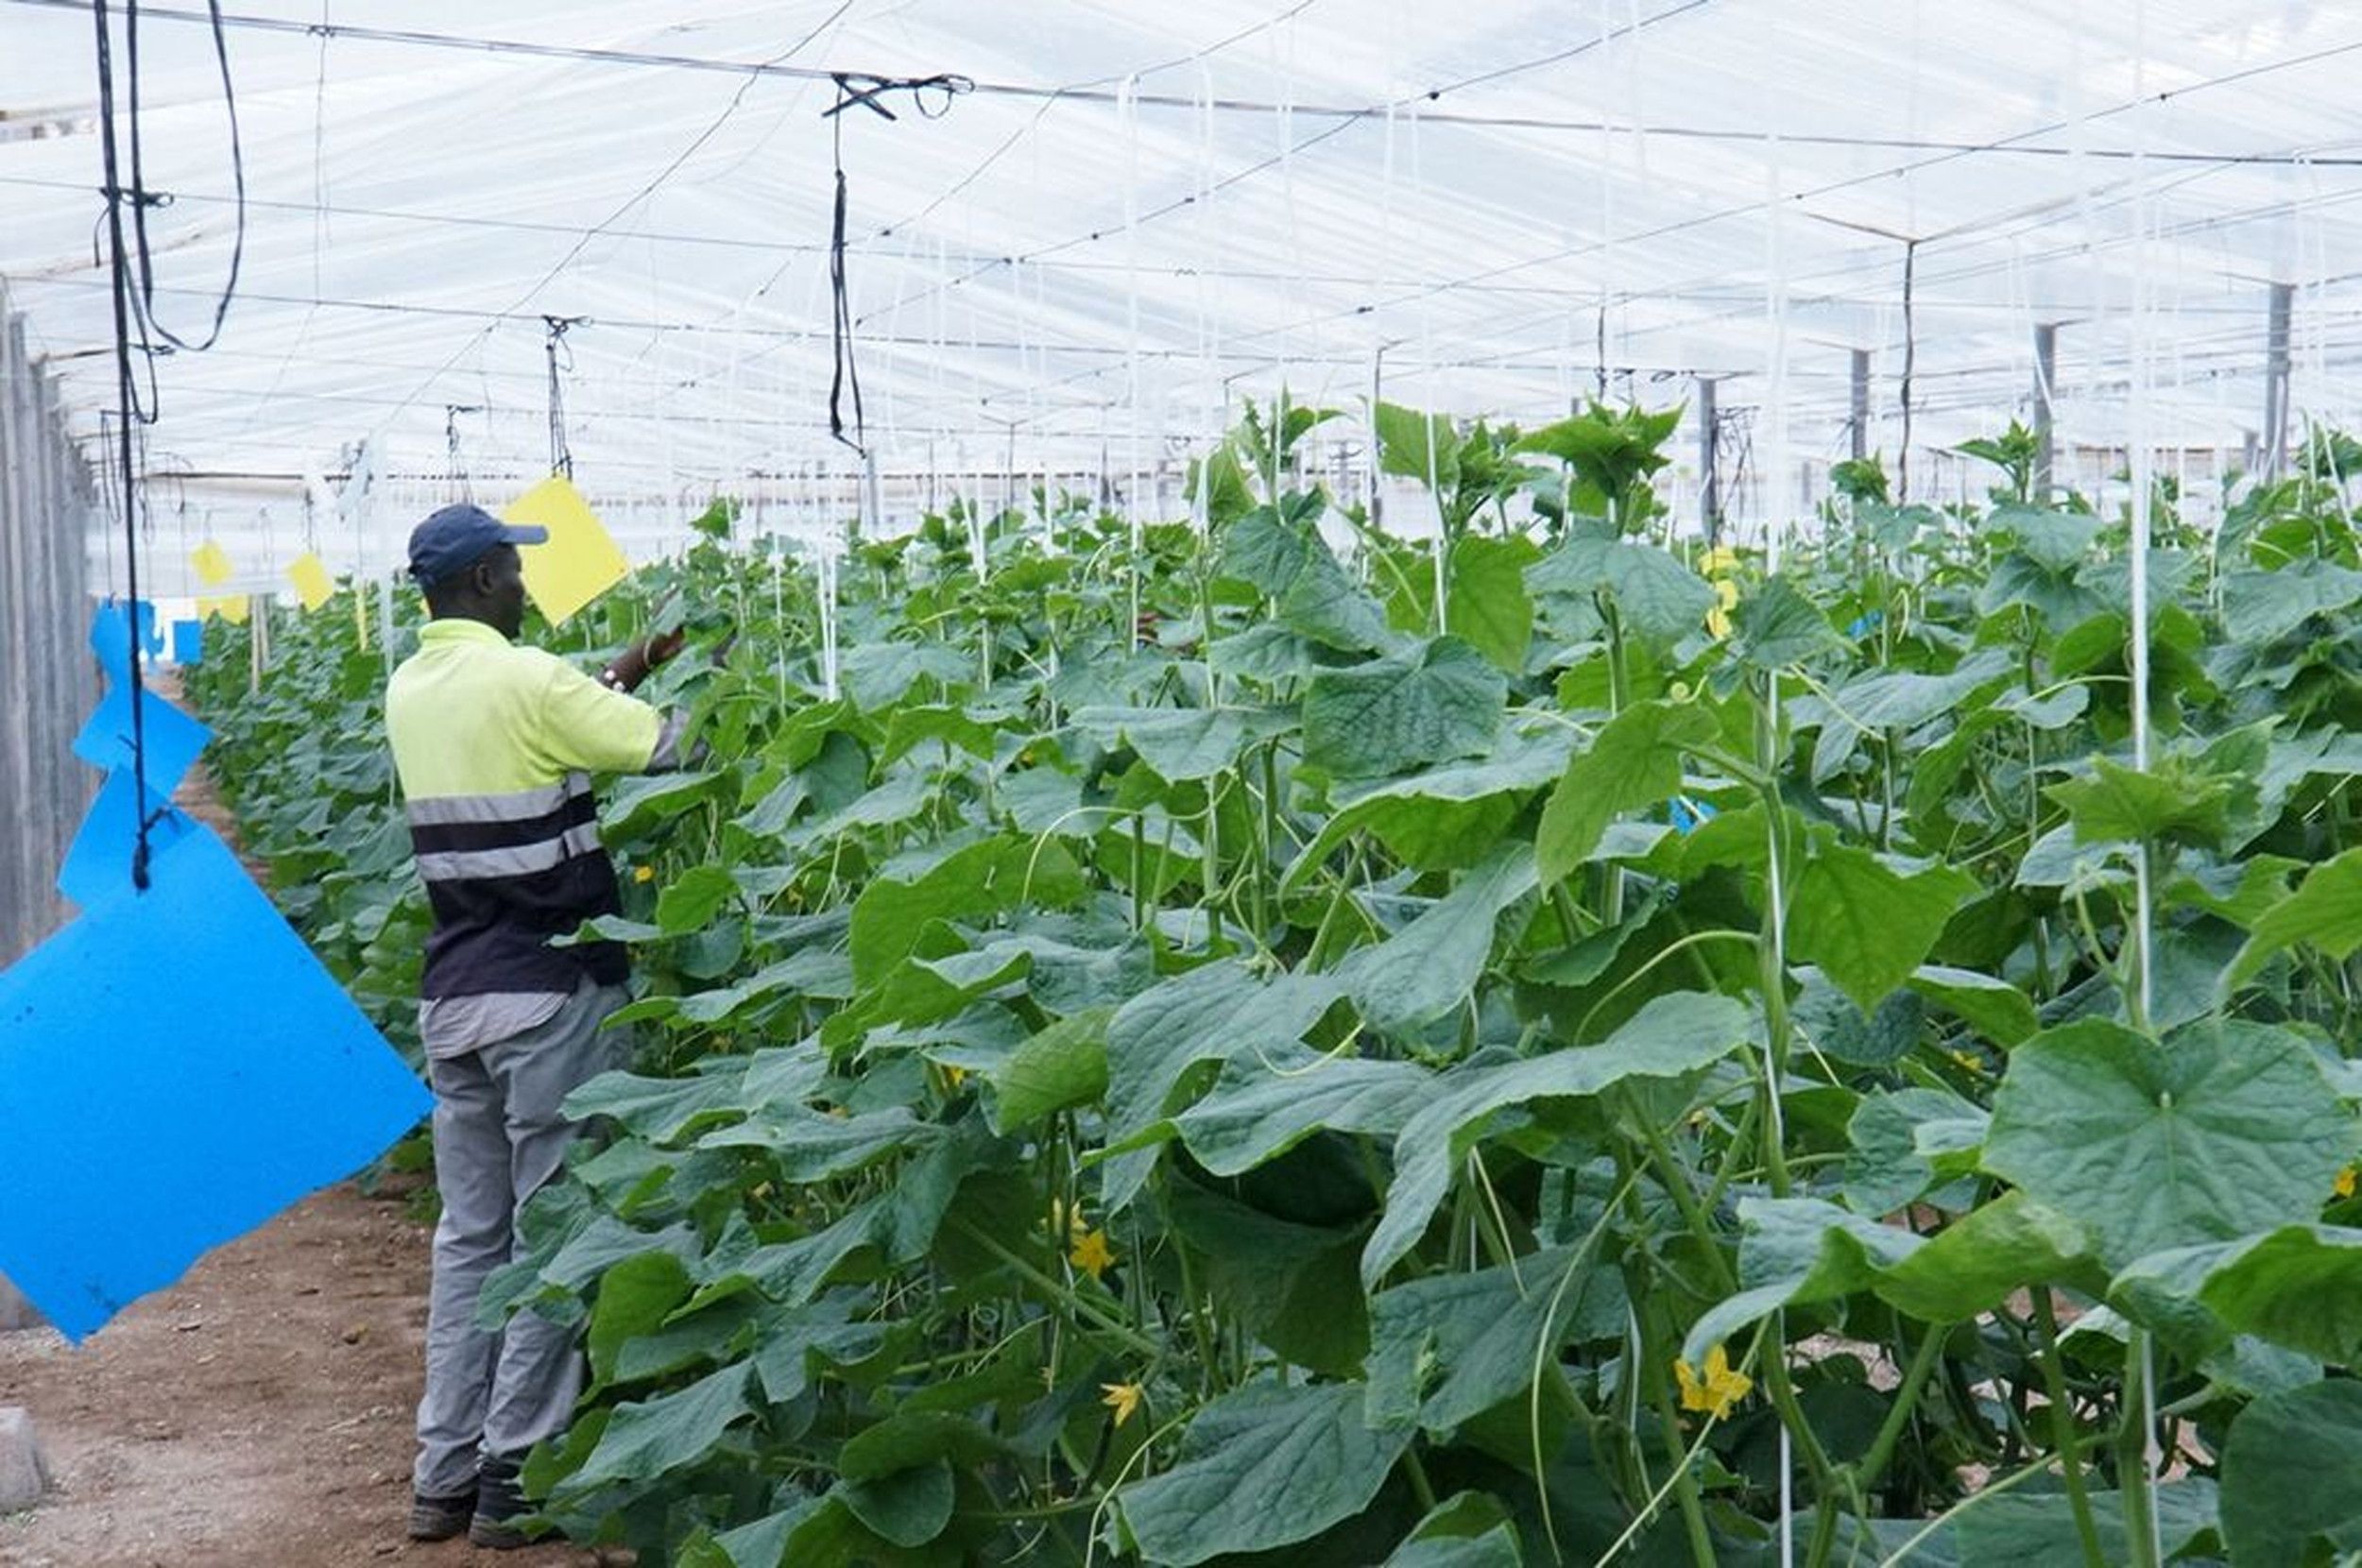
[0,279,99,966]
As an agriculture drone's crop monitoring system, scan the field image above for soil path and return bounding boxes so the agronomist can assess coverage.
[0,677,593,1568]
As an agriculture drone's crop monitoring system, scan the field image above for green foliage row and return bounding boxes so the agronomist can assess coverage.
[188,408,2362,1567]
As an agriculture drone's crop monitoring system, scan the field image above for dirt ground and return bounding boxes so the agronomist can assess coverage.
[0,1182,590,1568]
[0,675,599,1568]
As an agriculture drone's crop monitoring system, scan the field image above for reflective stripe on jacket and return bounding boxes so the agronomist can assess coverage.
[385,617,663,999]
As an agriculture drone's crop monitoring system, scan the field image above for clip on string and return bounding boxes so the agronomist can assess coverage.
[544,315,583,479]
[825,72,970,463]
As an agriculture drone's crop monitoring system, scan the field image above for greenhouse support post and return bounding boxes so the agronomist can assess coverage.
[1698,376,1720,543]
[0,283,99,968]
[1849,349,1870,464]
[2264,281,2293,479]
[2033,323,2058,503]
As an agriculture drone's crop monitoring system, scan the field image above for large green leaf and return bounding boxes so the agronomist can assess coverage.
[1983,1018,2356,1268]
[1686,1193,2100,1357]
[2045,753,2234,850]
[2111,1225,2362,1363]
[1535,699,1720,885]
[1289,724,1575,878]
[1686,1198,1919,1359]
[1100,961,1348,1207]
[1367,1245,1609,1432]
[1844,1086,1985,1217]
[1805,650,2014,784]
[656,864,741,934]
[989,1006,1113,1133]
[2220,1379,2362,1565]
[587,1250,695,1386]
[1339,845,1537,1032]
[1114,1380,1411,1565]
[1956,1480,2218,1568]
[1730,575,1843,670]
[2228,843,2362,987]
[838,640,973,707]
[1875,1192,2102,1323]
[698,1105,937,1182]
[563,1067,762,1145]
[1069,706,1292,783]
[1526,536,1714,646]
[1785,841,1977,1014]
[1303,637,1507,778]
[1994,505,2103,571]
[1374,401,1462,486]
[1384,1507,1523,1568]
[1165,1183,1370,1374]
[847,833,1087,986]
[1905,965,2039,1048]
[2219,559,2362,643]
[1174,1048,1435,1177]
[1445,536,1538,673]
[838,1460,954,1548]
[558,1362,755,1494]
[602,769,727,838]
[1367,992,1753,1287]
[1221,493,1393,653]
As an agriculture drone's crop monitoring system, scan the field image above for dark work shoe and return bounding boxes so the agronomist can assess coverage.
[406,1488,475,1542]
[469,1457,534,1549]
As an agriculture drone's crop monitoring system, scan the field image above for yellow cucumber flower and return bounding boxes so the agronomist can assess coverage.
[1675,1343,1753,1418]
[1070,1228,1117,1281]
[1101,1381,1145,1425]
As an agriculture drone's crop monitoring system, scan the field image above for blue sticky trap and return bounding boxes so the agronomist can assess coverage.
[88,600,164,684]
[57,767,196,909]
[1669,796,1720,834]
[70,684,211,796]
[170,619,204,666]
[0,827,431,1341]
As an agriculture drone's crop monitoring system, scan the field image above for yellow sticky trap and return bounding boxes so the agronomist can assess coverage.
[286,553,335,611]
[503,475,628,627]
[199,594,250,625]
[190,539,234,587]
[1700,546,1742,639]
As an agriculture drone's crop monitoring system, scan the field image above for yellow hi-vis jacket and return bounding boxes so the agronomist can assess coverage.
[385,617,663,999]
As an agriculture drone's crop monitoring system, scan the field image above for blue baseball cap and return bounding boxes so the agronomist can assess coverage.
[406,503,549,586]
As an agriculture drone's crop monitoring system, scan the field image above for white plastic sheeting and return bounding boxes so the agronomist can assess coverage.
[5,0,2362,588]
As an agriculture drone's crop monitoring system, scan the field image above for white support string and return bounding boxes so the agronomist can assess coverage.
[2125,7,2165,1554]
[1756,8,1794,1559]
[1121,71,1144,638]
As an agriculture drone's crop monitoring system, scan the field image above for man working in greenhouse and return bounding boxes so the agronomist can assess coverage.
[384,503,687,1549]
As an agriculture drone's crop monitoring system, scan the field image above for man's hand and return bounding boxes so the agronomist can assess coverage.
[600,629,688,693]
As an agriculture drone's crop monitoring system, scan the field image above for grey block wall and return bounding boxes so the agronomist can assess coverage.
[0,278,99,967]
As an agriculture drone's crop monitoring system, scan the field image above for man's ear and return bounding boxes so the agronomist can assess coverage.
[467,556,499,599]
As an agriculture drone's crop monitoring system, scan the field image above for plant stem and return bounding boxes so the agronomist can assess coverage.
[1640,1302,1721,1568]
[1850,1318,1949,1496]
[2116,1328,2164,1568]
[2029,1290,2108,1568]
[951,1220,1161,1358]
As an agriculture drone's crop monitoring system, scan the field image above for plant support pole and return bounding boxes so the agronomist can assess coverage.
[2263,281,2294,481]
[2032,323,2057,503]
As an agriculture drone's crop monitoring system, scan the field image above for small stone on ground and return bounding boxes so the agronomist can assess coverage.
[0,1406,50,1511]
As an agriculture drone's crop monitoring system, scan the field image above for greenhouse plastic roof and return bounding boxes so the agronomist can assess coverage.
[7,0,2362,538]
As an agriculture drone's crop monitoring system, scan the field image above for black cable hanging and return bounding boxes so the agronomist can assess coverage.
[543,315,582,478]
[92,0,158,890]
[824,71,968,460]
[446,401,481,501]
[125,0,246,352]
[89,0,246,892]
[1898,238,1920,505]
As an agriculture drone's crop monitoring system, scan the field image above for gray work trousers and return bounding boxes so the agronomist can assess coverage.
[413,981,629,1498]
